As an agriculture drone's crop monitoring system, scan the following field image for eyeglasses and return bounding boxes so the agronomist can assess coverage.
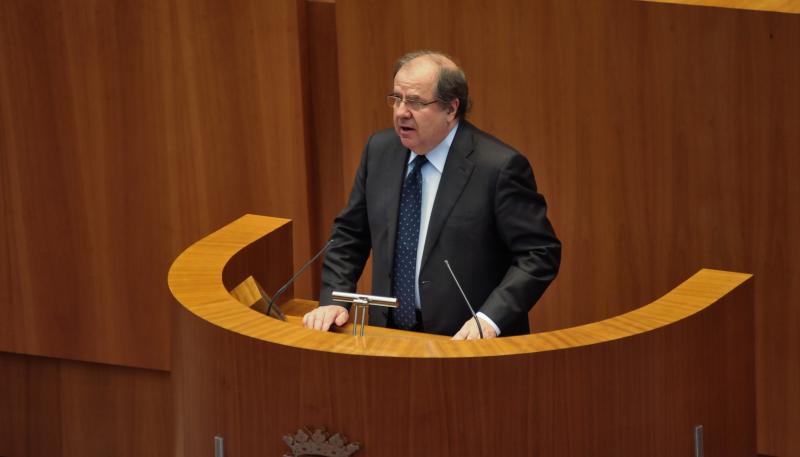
[386,94,440,111]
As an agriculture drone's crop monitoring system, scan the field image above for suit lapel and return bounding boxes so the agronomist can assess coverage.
[420,123,475,271]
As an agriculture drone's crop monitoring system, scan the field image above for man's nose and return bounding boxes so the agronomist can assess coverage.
[395,104,412,118]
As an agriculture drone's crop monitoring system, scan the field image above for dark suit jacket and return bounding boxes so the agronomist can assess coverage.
[319,121,561,336]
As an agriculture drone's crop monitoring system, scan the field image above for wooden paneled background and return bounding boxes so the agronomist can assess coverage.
[1,0,798,455]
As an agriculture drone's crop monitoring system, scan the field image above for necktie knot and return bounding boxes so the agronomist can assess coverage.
[409,155,427,175]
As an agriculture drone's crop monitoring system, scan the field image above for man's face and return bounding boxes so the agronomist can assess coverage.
[392,59,458,154]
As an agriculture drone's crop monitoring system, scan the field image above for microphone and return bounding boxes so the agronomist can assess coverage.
[443,259,483,339]
[266,239,334,319]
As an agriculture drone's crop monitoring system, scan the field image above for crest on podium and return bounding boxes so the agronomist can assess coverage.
[282,427,360,457]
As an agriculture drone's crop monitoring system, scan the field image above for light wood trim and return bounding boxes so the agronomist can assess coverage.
[229,276,264,309]
[168,214,752,358]
[639,0,800,13]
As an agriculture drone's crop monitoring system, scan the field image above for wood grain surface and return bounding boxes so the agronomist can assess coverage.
[170,213,755,456]
[0,0,312,370]
[0,351,172,457]
[303,0,346,296]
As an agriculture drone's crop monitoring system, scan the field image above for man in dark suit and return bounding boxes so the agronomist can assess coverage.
[303,51,561,339]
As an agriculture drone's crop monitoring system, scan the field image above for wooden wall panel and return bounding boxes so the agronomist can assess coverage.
[0,354,63,456]
[0,351,172,457]
[334,0,799,454]
[303,0,344,297]
[0,0,312,370]
[0,0,174,370]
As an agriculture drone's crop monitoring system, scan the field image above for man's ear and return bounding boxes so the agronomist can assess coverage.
[448,99,459,118]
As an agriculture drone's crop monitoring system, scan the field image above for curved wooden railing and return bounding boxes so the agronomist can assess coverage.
[169,214,751,357]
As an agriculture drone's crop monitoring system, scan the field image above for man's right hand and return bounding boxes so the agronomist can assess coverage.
[302,305,349,332]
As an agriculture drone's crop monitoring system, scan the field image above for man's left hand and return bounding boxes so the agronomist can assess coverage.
[452,316,498,340]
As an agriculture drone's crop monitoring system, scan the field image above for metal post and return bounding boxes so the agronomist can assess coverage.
[352,298,368,336]
[360,301,367,336]
[693,425,703,457]
[214,436,224,457]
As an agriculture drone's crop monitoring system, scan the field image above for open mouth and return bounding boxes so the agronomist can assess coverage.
[399,126,415,134]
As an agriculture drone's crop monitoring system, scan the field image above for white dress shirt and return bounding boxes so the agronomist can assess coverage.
[407,123,501,335]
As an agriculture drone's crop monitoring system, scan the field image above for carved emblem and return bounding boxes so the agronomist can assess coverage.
[282,427,360,457]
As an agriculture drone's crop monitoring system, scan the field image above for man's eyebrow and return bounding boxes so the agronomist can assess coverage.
[389,92,424,100]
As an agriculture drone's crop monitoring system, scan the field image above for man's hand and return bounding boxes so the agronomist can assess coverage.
[452,315,498,340]
[303,305,349,332]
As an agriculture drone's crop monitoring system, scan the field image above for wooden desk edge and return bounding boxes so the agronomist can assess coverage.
[638,0,800,14]
[168,214,753,358]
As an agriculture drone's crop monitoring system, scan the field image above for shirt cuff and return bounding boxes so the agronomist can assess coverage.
[476,312,501,336]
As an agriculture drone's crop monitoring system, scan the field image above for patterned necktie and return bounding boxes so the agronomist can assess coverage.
[392,155,428,330]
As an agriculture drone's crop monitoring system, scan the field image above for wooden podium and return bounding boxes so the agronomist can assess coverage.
[168,214,755,456]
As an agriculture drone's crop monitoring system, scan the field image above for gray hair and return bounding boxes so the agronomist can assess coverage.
[393,50,472,119]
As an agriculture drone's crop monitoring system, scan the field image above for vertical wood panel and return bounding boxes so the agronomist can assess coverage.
[0,355,63,456]
[167,0,314,295]
[0,351,172,457]
[0,0,312,370]
[304,0,344,297]
[334,0,799,454]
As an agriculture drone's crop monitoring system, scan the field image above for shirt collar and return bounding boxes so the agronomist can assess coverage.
[408,122,459,173]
